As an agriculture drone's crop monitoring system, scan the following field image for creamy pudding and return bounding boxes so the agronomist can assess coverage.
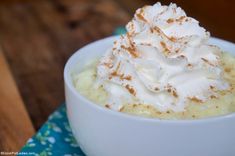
[72,3,235,119]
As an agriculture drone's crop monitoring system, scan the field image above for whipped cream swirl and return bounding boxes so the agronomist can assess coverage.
[96,3,229,112]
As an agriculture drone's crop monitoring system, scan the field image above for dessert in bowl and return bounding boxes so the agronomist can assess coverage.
[64,3,235,156]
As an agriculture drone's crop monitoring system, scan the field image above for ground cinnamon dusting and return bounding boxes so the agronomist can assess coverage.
[169,37,177,42]
[119,106,124,112]
[167,18,174,23]
[176,16,186,22]
[175,49,180,53]
[210,85,215,90]
[188,97,203,103]
[172,90,178,98]
[201,58,214,66]
[110,62,121,77]
[136,12,148,22]
[225,68,231,73]
[121,45,139,58]
[166,86,178,98]
[103,62,113,68]
[154,87,159,91]
[179,55,186,58]
[110,69,132,81]
[125,84,136,96]
[105,104,110,109]
[153,26,161,33]
[122,75,132,80]
[126,32,134,47]
[187,63,192,67]
[111,71,118,77]
[160,41,170,54]
[210,95,217,99]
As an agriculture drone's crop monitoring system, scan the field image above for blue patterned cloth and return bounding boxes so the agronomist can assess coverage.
[20,104,85,156]
[20,27,126,156]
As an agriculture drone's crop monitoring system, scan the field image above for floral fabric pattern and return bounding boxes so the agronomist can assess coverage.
[20,104,85,156]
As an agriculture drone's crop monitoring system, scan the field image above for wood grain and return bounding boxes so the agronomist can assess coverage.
[0,0,130,130]
[0,49,35,151]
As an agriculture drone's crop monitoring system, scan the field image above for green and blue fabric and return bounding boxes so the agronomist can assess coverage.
[20,104,85,156]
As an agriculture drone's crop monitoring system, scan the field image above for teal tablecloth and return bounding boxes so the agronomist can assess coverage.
[19,27,126,156]
[20,104,85,156]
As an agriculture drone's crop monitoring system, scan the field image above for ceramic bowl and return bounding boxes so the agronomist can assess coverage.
[64,36,235,156]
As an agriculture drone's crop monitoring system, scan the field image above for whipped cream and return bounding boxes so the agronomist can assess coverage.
[96,3,229,112]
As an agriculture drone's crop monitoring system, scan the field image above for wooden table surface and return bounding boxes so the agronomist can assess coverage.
[0,0,235,152]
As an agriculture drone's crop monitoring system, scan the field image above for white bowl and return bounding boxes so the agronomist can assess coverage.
[64,36,235,156]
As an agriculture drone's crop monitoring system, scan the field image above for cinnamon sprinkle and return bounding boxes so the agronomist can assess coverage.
[210,85,215,90]
[110,71,118,77]
[201,58,214,66]
[169,37,177,42]
[225,68,231,73]
[188,97,203,103]
[119,74,132,81]
[152,26,176,43]
[154,87,159,91]
[105,104,110,109]
[179,55,186,58]
[110,61,121,77]
[165,85,178,98]
[126,32,135,49]
[187,63,193,67]
[210,95,217,99]
[167,18,174,23]
[160,41,170,54]
[153,26,161,33]
[176,16,186,22]
[121,45,139,58]
[110,62,132,81]
[125,84,136,96]
[172,90,178,98]
[110,74,130,80]
[136,9,148,22]
[119,106,124,112]
[103,62,113,68]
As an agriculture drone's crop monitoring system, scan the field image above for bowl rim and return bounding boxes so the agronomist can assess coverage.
[64,35,235,124]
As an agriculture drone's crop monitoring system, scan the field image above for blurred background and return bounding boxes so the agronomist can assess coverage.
[0,0,234,151]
